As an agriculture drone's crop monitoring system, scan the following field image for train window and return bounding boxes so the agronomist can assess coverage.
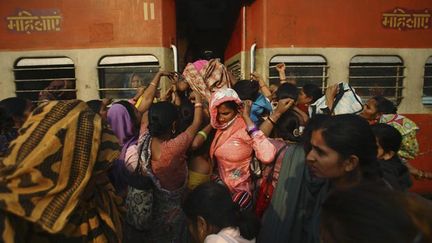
[13,57,76,102]
[98,55,160,99]
[423,57,432,105]
[269,55,328,91]
[227,60,241,81]
[349,56,404,105]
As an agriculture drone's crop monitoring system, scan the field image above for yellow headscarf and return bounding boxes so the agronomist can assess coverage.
[0,100,123,242]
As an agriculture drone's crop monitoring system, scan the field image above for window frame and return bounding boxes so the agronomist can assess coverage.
[349,55,405,106]
[423,56,432,105]
[13,56,76,102]
[97,54,160,100]
[268,55,328,91]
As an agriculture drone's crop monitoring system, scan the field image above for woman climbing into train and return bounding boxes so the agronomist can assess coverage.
[209,88,276,210]
[121,70,204,242]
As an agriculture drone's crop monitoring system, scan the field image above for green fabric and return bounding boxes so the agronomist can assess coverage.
[258,144,329,243]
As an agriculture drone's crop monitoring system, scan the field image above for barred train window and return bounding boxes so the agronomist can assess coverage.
[423,57,432,105]
[227,60,241,81]
[13,57,76,102]
[98,55,160,99]
[269,55,328,90]
[349,56,404,105]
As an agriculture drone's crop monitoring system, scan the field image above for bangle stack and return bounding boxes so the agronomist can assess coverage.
[197,131,208,141]
[194,103,203,108]
[247,125,260,136]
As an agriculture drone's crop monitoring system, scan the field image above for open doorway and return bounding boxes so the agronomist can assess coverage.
[175,0,254,71]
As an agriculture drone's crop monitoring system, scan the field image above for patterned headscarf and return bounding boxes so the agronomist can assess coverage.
[0,100,123,242]
[209,88,242,130]
[183,58,233,101]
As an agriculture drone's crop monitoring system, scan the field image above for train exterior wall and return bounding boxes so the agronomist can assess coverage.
[225,0,432,193]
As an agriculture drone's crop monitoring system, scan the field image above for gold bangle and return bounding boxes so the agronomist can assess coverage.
[197,131,208,140]
[194,103,203,108]
[149,82,157,87]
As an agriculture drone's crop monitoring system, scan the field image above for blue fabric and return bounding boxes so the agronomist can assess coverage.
[251,94,272,125]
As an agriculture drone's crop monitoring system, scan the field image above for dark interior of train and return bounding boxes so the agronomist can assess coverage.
[176,0,255,69]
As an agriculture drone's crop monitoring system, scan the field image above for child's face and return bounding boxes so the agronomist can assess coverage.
[298,88,312,105]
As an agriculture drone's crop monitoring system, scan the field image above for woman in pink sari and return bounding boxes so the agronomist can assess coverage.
[209,88,276,210]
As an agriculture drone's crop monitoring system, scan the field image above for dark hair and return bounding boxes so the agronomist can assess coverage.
[114,100,140,130]
[183,182,260,240]
[309,114,381,180]
[148,101,178,137]
[321,184,432,243]
[303,114,331,153]
[177,100,194,134]
[372,96,397,114]
[371,123,402,153]
[302,84,322,103]
[275,83,298,101]
[219,100,240,112]
[0,97,30,120]
[0,107,14,133]
[86,100,102,114]
[274,110,302,142]
[233,80,260,101]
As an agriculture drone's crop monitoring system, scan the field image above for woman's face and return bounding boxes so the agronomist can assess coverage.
[297,88,311,105]
[217,103,237,125]
[306,129,347,179]
[359,98,379,121]
[130,74,142,88]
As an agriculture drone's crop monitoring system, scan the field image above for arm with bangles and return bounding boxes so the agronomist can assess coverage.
[191,123,213,151]
[259,98,295,137]
[242,100,276,164]
[184,91,204,139]
[136,71,172,114]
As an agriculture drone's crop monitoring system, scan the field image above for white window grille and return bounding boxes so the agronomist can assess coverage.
[97,55,160,99]
[423,56,432,105]
[13,57,76,102]
[269,55,328,90]
[349,55,404,105]
[227,60,241,81]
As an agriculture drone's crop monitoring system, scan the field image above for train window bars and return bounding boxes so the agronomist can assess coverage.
[269,55,328,91]
[422,56,432,105]
[97,55,160,100]
[349,55,404,106]
[13,57,77,102]
[227,60,242,81]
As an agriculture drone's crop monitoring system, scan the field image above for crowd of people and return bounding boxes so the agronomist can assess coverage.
[0,59,431,243]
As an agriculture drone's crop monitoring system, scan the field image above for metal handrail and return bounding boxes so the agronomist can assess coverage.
[171,44,178,72]
[250,43,256,74]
